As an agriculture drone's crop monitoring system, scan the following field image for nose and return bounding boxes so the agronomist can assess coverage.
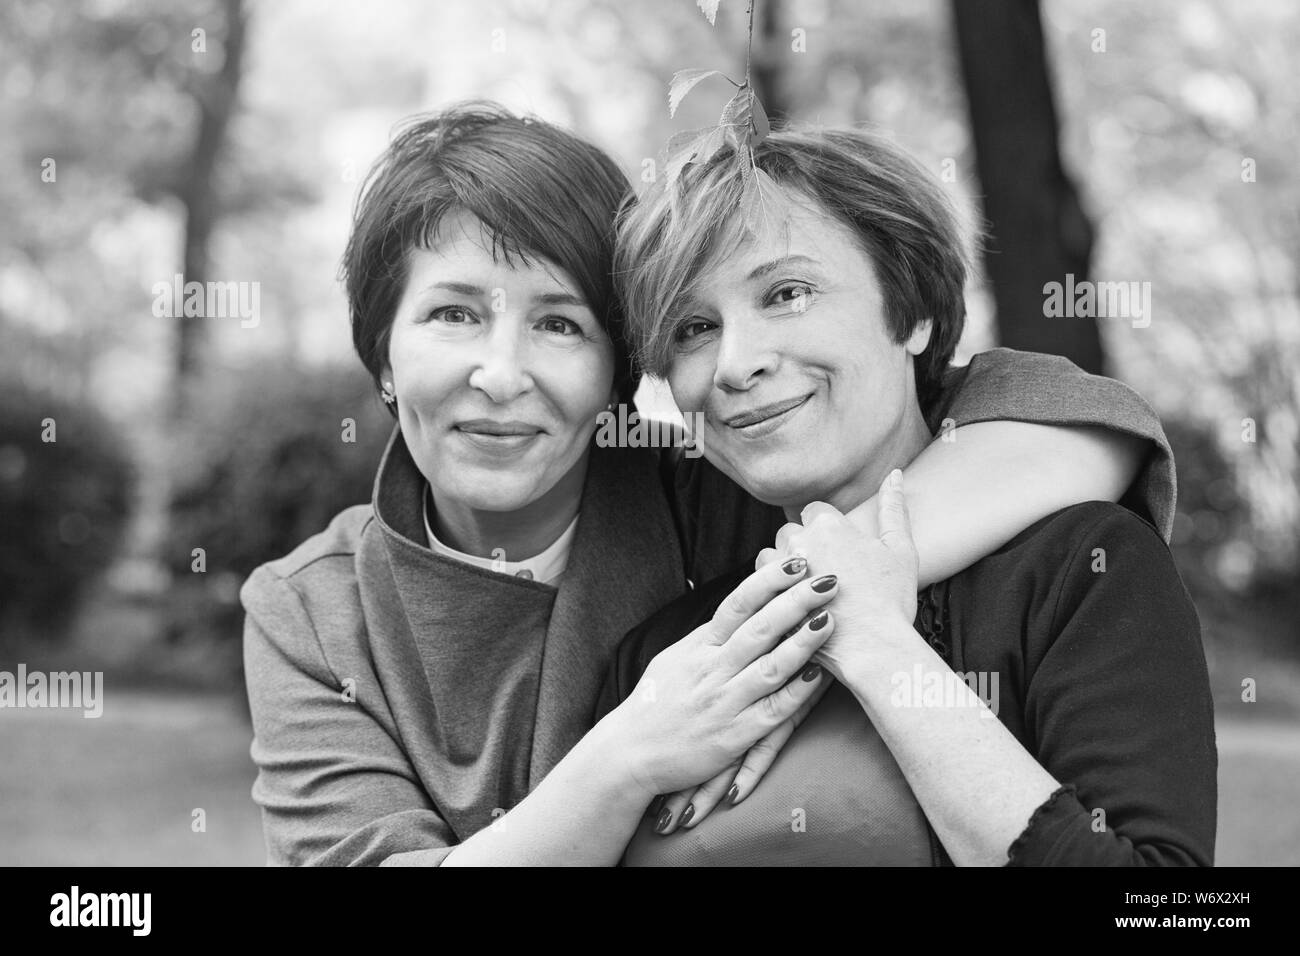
[467,319,534,403]
[712,315,779,392]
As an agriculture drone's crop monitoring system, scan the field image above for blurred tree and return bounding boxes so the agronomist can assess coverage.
[175,0,247,387]
[952,0,1105,374]
[750,0,789,121]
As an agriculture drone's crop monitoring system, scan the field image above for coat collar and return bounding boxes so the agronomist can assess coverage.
[355,426,686,838]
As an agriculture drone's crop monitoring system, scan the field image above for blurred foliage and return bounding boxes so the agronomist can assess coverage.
[0,382,132,635]
[163,361,392,646]
[1,0,1296,659]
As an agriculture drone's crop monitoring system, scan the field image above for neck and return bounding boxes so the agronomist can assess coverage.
[782,398,932,521]
[430,449,589,561]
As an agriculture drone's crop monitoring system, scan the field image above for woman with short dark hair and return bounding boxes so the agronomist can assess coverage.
[242,104,1180,865]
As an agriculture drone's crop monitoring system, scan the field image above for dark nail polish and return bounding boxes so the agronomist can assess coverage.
[680,803,695,827]
[648,794,666,817]
[727,783,741,805]
[809,609,830,631]
[781,556,807,575]
[801,663,822,682]
[655,807,672,833]
[811,574,837,593]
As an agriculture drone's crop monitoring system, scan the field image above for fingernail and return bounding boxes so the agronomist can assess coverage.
[890,468,903,489]
[781,556,807,575]
[679,803,695,827]
[726,783,741,805]
[811,574,837,593]
[648,794,666,817]
[801,663,822,682]
[808,609,830,631]
[655,807,672,833]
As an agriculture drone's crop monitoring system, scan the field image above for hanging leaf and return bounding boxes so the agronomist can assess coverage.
[669,68,729,118]
[718,84,772,151]
[696,0,722,26]
[665,125,730,186]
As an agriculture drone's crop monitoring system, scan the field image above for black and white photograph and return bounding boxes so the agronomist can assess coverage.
[0,0,1295,901]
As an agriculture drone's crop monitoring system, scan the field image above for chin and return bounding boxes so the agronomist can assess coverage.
[720,453,821,510]
[440,470,551,513]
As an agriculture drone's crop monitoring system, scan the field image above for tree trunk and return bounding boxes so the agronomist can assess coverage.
[750,0,787,121]
[175,0,248,387]
[951,0,1105,374]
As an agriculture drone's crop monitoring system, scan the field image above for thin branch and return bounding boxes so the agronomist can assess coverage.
[744,0,756,87]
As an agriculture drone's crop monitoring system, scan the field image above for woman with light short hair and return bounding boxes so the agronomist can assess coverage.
[598,125,1215,866]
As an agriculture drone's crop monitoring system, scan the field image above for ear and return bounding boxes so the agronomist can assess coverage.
[904,318,933,357]
[608,385,619,410]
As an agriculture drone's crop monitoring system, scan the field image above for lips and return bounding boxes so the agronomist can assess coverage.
[455,419,543,437]
[454,419,545,453]
[722,395,811,430]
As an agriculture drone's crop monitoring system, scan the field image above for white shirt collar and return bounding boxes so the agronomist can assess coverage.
[422,484,579,586]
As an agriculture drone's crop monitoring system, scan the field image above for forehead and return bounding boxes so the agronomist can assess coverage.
[699,187,869,284]
[409,207,582,295]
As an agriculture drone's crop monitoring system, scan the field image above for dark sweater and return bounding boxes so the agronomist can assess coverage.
[597,501,1217,866]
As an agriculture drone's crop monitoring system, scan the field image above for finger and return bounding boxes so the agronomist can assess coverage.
[719,573,837,670]
[678,763,739,830]
[655,788,695,836]
[739,652,828,735]
[730,675,831,804]
[727,719,794,805]
[730,605,834,702]
[877,468,913,548]
[755,547,780,570]
[799,500,841,525]
[703,554,809,646]
[773,521,802,553]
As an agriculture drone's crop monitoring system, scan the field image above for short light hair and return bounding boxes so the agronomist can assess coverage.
[614,126,972,411]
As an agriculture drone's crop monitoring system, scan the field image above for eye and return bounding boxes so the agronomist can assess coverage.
[537,315,580,335]
[673,318,717,343]
[767,282,815,311]
[428,306,478,325]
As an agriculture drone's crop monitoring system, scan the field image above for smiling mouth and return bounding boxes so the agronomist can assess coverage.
[455,420,544,450]
[722,395,811,431]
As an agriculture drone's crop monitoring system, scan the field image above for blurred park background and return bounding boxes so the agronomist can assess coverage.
[1,0,1297,865]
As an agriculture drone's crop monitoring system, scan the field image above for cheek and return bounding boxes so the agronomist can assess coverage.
[389,329,460,406]
[666,351,714,413]
[541,341,616,423]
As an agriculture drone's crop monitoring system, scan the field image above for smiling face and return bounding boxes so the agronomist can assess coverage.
[666,188,934,514]
[384,208,616,519]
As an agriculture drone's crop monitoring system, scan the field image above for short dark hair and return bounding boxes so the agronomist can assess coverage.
[615,126,971,413]
[342,103,635,408]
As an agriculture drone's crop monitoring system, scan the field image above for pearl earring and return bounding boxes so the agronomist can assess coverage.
[381,382,396,405]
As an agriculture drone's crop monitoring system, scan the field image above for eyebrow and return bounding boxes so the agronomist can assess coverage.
[745,254,819,282]
[419,282,586,307]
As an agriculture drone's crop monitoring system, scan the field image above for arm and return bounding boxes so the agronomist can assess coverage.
[243,571,458,866]
[243,568,645,867]
[791,480,1215,867]
[245,560,835,866]
[846,420,1147,587]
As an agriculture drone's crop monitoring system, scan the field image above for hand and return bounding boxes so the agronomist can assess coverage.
[650,674,832,835]
[609,556,838,810]
[764,470,919,684]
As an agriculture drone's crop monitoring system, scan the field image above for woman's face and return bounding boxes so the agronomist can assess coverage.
[385,208,616,514]
[666,189,932,512]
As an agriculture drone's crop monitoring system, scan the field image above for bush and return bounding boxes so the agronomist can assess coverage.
[165,360,393,645]
[0,383,133,635]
